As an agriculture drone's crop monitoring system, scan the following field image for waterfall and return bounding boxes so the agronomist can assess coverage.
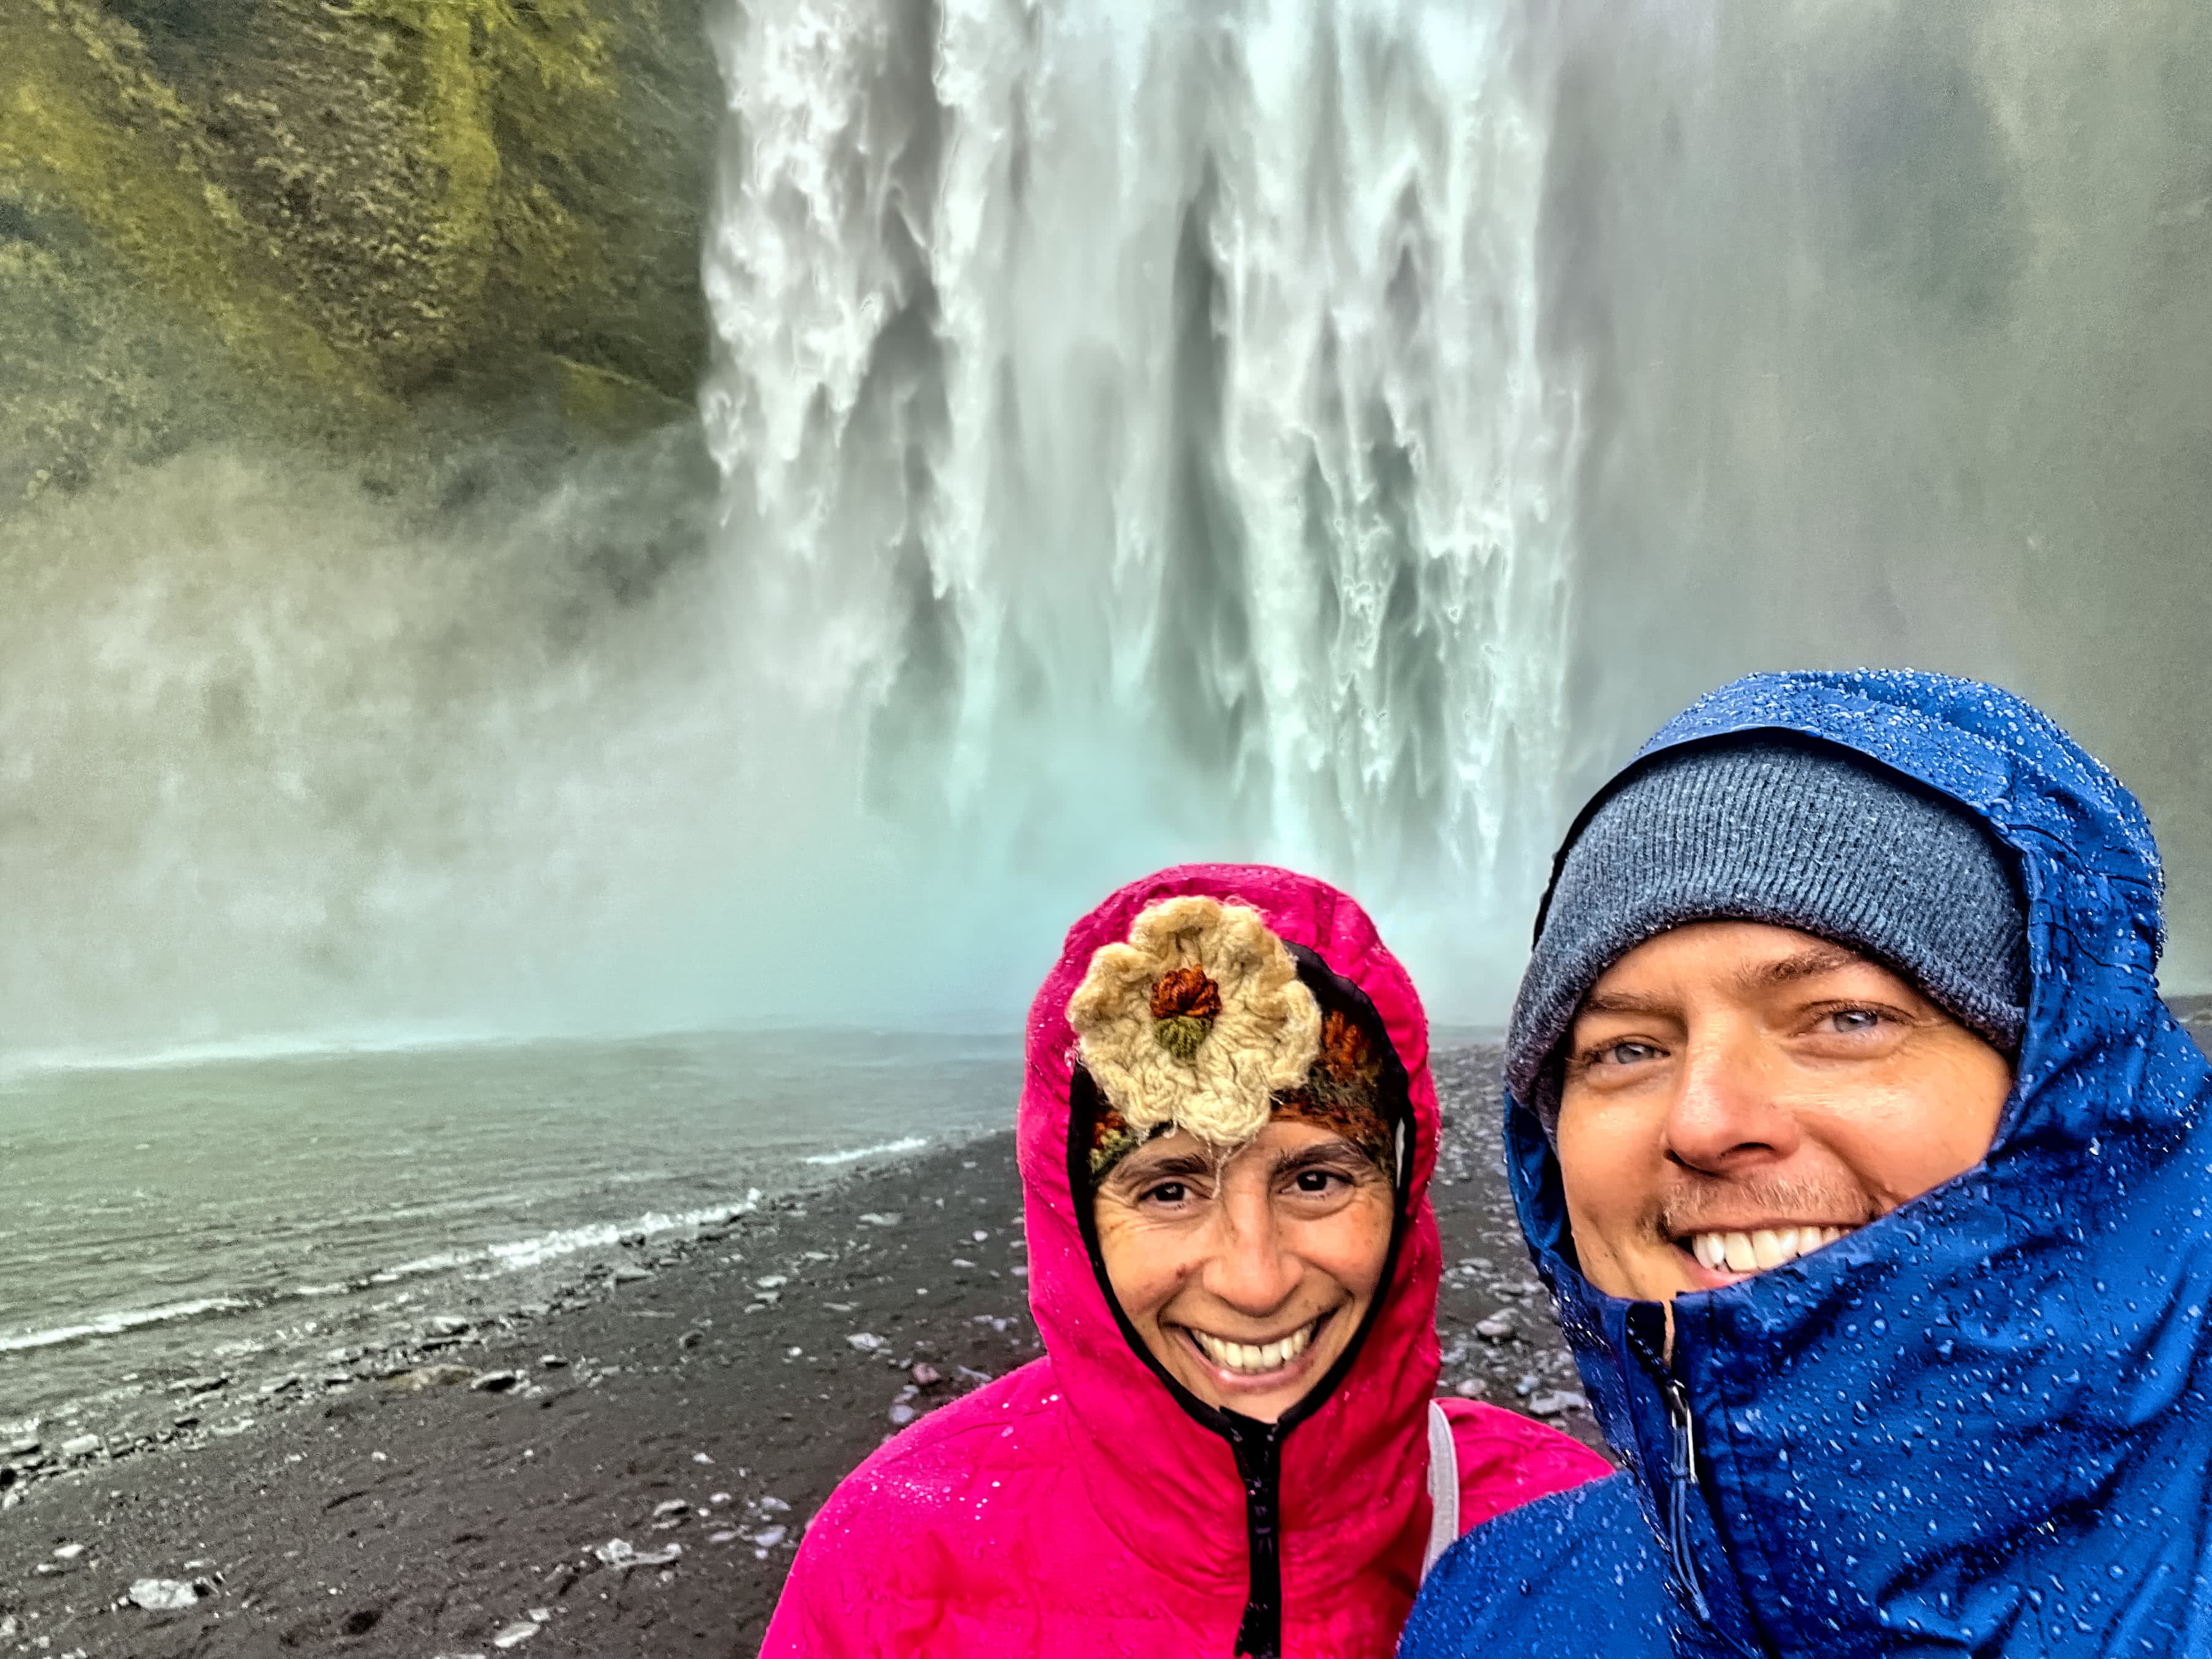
[700,0,1576,1001]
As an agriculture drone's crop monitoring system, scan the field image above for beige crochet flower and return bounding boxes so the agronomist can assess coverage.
[1067,896,1322,1148]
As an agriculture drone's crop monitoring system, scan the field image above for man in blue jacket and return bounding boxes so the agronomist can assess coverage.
[1403,670,2212,1658]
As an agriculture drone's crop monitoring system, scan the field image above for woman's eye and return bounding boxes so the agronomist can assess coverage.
[1143,1181,1188,1206]
[1291,1169,1342,1194]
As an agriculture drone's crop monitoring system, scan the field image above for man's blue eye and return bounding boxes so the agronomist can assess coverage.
[1829,1010,1881,1033]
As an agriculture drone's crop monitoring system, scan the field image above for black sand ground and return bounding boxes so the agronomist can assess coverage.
[0,1044,1597,1657]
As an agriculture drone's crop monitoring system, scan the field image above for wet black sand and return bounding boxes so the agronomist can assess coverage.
[0,1044,1594,1657]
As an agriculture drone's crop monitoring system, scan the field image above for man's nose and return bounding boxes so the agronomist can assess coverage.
[1200,1191,1301,1316]
[1664,1027,1800,1171]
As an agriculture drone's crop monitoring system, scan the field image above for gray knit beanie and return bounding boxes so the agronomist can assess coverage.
[1507,737,2028,1139]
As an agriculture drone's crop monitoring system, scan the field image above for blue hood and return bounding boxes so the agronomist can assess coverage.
[1507,670,2212,1655]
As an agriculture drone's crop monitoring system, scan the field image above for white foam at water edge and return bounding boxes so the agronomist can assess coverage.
[0,1297,252,1354]
[802,1136,930,1167]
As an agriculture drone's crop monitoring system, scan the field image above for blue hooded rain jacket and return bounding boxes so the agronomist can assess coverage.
[1401,670,2212,1658]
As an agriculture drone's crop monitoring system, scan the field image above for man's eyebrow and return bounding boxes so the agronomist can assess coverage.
[1728,941,1866,995]
[1571,943,1871,1027]
[1575,989,1681,1021]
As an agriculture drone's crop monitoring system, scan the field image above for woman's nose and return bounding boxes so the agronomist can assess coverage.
[1199,1193,1302,1315]
[1664,1029,1801,1172]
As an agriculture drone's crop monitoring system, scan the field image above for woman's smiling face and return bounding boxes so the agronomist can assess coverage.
[1093,1119,1395,1422]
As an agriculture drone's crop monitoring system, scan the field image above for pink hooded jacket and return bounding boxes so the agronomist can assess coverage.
[762,865,1608,1657]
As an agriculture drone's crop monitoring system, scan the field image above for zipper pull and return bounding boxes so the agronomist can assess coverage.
[1664,1375,1714,1625]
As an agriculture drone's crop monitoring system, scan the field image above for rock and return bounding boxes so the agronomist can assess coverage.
[678,1329,704,1349]
[756,1495,790,1513]
[858,1212,903,1226]
[60,1433,102,1458]
[0,0,721,496]
[1529,1391,1589,1418]
[1475,1312,1517,1342]
[911,1362,943,1386]
[469,1370,521,1394]
[383,1365,478,1392]
[754,1275,788,1290]
[887,1403,917,1427]
[752,1524,788,1548]
[257,1373,304,1396]
[53,1542,86,1559]
[592,1538,681,1570]
[490,1620,539,1649]
[845,1332,887,1352]
[127,1577,209,1610]
[428,1316,473,1338]
[539,1355,568,1370]
[651,1499,689,1520]
[611,1265,653,1284]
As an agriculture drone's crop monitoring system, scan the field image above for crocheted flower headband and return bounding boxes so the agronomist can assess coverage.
[1067,895,1394,1183]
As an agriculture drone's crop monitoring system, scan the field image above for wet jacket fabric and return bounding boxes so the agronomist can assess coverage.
[1400,671,2212,1659]
[762,865,1607,1657]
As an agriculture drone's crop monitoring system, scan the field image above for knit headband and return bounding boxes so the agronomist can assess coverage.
[1070,896,1395,1183]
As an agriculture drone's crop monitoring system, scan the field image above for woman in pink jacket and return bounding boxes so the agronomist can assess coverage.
[762,865,1607,1657]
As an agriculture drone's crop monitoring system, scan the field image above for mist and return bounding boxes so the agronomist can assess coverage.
[4,0,2207,1063]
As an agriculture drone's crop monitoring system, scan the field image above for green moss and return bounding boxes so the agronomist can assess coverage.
[0,0,716,470]
[0,0,393,417]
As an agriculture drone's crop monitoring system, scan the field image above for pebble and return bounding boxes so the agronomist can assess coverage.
[127,1578,208,1610]
[846,1332,887,1352]
[469,1371,522,1394]
[592,1538,681,1570]
[1528,1390,1588,1418]
[490,1619,539,1649]
[1475,1312,1516,1342]
[60,1434,102,1458]
[858,1213,903,1226]
[911,1362,943,1386]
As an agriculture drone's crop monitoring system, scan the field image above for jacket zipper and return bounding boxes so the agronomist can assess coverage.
[1225,1419,1284,1658]
[1663,1372,1715,1625]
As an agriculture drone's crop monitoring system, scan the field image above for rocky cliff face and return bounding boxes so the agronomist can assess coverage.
[0,0,720,503]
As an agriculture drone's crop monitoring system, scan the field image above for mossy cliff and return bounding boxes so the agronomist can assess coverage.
[0,0,720,499]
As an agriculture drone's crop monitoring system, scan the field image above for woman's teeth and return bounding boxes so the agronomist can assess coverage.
[1191,1320,1317,1376]
[1689,1225,1851,1274]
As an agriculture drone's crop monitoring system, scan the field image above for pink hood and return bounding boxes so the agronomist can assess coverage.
[763,865,1605,1657]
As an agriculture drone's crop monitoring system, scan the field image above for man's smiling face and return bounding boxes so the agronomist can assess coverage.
[1555,920,2015,1301]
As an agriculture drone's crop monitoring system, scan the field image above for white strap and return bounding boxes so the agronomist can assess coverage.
[1422,1400,1459,1579]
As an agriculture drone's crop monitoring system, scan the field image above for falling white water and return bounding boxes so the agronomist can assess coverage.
[702,0,1577,1002]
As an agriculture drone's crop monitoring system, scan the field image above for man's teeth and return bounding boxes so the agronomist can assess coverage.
[1688,1226,1851,1274]
[1191,1321,1317,1376]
